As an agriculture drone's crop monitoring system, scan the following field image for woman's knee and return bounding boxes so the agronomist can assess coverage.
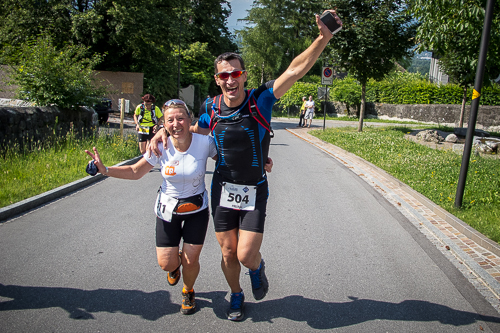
[156,248,180,272]
[157,258,179,272]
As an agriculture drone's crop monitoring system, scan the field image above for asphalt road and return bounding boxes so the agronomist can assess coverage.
[1,119,500,332]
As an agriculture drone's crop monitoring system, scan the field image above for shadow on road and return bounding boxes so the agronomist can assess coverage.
[244,295,500,329]
[2,286,499,328]
[0,283,177,320]
[189,291,500,328]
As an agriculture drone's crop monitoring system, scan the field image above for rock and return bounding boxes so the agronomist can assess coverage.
[473,137,500,154]
[416,130,444,143]
[445,134,458,143]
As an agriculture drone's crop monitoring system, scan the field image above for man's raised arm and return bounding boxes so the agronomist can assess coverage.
[273,10,341,99]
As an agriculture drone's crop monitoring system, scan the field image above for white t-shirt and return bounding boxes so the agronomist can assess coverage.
[143,133,217,200]
[305,100,315,111]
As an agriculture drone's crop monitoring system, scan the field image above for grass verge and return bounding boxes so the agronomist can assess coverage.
[0,131,140,208]
[311,126,500,244]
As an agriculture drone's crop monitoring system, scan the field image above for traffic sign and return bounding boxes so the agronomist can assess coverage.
[322,67,333,85]
[318,87,330,99]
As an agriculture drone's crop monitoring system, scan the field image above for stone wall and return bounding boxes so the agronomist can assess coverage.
[366,103,500,132]
[328,102,500,132]
[0,106,97,150]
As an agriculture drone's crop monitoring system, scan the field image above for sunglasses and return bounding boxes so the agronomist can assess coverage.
[164,99,190,116]
[164,99,186,107]
[215,70,246,80]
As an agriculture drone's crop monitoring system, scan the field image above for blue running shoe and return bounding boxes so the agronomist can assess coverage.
[228,290,245,321]
[248,259,269,300]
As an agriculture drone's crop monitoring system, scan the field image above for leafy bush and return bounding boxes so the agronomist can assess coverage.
[276,81,322,110]
[331,76,362,115]
[346,72,500,105]
[276,71,500,115]
[8,35,108,109]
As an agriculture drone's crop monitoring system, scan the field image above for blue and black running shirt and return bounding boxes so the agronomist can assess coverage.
[198,81,277,184]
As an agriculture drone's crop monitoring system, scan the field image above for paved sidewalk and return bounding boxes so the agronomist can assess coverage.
[288,126,500,313]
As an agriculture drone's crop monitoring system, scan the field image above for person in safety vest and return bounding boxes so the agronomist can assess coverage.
[134,94,164,154]
[149,9,342,321]
[298,96,307,127]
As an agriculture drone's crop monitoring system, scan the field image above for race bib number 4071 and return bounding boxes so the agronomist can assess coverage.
[220,182,257,211]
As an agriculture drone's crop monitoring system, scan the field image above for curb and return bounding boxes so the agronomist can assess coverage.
[287,127,500,297]
[0,156,142,222]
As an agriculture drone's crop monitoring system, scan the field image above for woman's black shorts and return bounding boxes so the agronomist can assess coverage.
[155,208,209,247]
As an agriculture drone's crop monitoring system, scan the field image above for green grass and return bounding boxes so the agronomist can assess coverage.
[0,131,140,208]
[311,126,500,244]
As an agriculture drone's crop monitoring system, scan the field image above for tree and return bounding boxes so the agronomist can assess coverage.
[180,42,215,98]
[409,0,500,127]
[329,0,417,131]
[8,35,108,109]
[237,0,324,88]
[0,0,237,104]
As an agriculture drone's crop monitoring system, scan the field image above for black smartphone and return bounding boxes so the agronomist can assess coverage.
[319,11,342,35]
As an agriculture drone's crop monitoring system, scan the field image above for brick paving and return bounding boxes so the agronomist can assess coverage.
[288,126,500,312]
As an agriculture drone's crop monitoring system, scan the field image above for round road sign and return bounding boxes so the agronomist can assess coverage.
[323,67,332,78]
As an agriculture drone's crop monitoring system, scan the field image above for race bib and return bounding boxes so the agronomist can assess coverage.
[155,191,178,222]
[220,182,257,211]
[138,126,150,134]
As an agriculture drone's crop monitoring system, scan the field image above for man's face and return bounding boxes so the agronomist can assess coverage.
[214,59,247,107]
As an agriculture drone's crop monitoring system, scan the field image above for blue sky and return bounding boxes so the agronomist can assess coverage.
[226,0,253,31]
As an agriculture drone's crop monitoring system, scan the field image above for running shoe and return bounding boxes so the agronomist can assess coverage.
[227,290,245,321]
[167,251,182,286]
[248,259,268,300]
[181,289,196,315]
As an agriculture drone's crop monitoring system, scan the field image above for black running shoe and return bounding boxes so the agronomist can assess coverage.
[227,290,245,321]
[248,259,269,300]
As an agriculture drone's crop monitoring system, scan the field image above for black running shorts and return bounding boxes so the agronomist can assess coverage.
[138,127,155,142]
[211,172,268,233]
[155,208,209,247]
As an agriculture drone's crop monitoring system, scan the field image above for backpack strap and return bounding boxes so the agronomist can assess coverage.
[138,104,145,124]
[247,91,274,138]
[209,96,220,131]
[209,90,273,138]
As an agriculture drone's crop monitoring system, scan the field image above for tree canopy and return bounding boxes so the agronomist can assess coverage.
[0,0,237,105]
[237,0,324,88]
[328,0,417,131]
[409,0,500,126]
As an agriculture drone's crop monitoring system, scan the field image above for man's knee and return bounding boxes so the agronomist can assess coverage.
[237,248,260,269]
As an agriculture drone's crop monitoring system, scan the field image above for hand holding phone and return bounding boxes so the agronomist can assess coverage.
[319,11,342,35]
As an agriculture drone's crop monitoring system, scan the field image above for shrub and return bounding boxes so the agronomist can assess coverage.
[8,35,108,109]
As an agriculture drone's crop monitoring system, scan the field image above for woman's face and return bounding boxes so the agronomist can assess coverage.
[164,107,191,140]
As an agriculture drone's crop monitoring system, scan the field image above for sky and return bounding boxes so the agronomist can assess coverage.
[226,0,253,32]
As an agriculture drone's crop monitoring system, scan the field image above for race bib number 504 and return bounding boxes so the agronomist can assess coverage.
[220,182,257,211]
